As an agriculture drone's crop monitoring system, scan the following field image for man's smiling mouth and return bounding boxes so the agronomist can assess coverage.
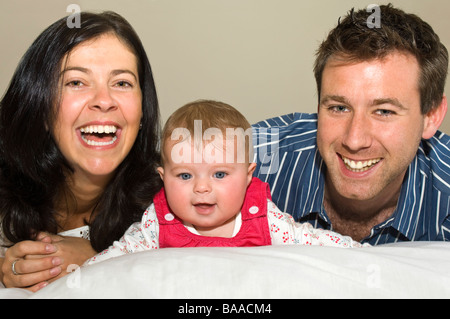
[341,155,381,173]
[80,124,118,147]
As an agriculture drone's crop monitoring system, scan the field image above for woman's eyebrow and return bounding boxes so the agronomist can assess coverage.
[60,66,90,75]
[110,69,138,81]
[60,67,137,81]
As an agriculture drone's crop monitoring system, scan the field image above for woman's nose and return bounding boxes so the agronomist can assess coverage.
[89,86,118,112]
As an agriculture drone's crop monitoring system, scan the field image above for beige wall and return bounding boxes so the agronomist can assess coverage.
[1,0,449,133]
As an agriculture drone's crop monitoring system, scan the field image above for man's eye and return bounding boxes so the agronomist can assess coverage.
[330,105,349,113]
[178,173,192,180]
[376,109,395,116]
[214,172,227,179]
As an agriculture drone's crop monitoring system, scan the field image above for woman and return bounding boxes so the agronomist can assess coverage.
[0,11,162,291]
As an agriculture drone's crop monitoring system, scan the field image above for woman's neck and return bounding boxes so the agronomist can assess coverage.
[55,171,112,232]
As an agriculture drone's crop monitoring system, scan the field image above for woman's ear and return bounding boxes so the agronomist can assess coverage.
[422,95,448,139]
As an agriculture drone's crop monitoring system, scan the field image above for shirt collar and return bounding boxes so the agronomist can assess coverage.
[301,150,330,224]
[303,148,426,241]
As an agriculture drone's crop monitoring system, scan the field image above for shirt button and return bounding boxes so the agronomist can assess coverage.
[249,206,259,214]
[164,213,175,221]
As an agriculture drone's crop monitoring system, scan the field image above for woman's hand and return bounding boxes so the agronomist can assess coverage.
[1,232,96,292]
[1,239,62,292]
[31,232,97,283]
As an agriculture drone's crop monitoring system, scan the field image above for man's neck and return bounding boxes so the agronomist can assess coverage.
[323,178,401,242]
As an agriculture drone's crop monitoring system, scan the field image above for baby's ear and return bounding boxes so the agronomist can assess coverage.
[157,167,165,181]
[247,163,257,184]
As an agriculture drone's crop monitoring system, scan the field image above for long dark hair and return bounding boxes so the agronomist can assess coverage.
[0,11,162,251]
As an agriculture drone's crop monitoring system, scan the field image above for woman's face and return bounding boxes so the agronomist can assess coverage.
[53,33,142,184]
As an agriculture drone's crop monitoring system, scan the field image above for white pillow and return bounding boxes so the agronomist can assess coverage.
[23,241,450,299]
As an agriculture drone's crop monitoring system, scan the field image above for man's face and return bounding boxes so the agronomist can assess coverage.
[317,51,432,203]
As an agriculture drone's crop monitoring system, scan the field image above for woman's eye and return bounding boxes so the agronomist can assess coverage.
[115,81,132,88]
[179,173,192,180]
[214,172,227,179]
[66,80,83,87]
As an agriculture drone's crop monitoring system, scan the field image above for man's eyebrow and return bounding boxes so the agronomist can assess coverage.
[320,95,407,110]
[372,98,406,109]
[320,95,351,105]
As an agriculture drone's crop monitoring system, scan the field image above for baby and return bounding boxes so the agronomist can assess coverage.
[88,100,365,264]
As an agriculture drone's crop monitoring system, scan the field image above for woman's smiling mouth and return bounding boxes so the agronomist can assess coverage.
[79,124,120,147]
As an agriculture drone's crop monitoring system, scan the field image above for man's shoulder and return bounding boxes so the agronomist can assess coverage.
[252,112,318,129]
[419,130,450,195]
[427,130,450,154]
[252,113,318,152]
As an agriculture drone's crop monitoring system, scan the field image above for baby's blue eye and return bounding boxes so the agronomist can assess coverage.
[179,173,192,180]
[214,172,227,179]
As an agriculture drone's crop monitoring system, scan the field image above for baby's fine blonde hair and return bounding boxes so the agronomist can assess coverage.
[160,100,253,164]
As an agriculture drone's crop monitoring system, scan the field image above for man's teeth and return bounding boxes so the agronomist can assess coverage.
[342,156,381,172]
[80,125,118,134]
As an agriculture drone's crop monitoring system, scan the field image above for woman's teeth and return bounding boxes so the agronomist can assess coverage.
[81,135,117,146]
[342,156,381,172]
[80,125,117,134]
[80,125,118,146]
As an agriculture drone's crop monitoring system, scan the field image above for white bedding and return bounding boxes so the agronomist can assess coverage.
[1,241,450,299]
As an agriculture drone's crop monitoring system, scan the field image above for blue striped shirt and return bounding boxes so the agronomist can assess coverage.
[252,113,450,245]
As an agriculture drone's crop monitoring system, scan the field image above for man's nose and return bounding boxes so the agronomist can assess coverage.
[342,112,373,151]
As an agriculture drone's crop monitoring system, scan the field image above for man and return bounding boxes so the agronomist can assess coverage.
[253,4,449,244]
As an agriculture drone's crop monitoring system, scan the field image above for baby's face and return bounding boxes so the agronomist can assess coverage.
[158,138,256,236]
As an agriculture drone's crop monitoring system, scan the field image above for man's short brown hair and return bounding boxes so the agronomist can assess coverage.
[314,4,448,114]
